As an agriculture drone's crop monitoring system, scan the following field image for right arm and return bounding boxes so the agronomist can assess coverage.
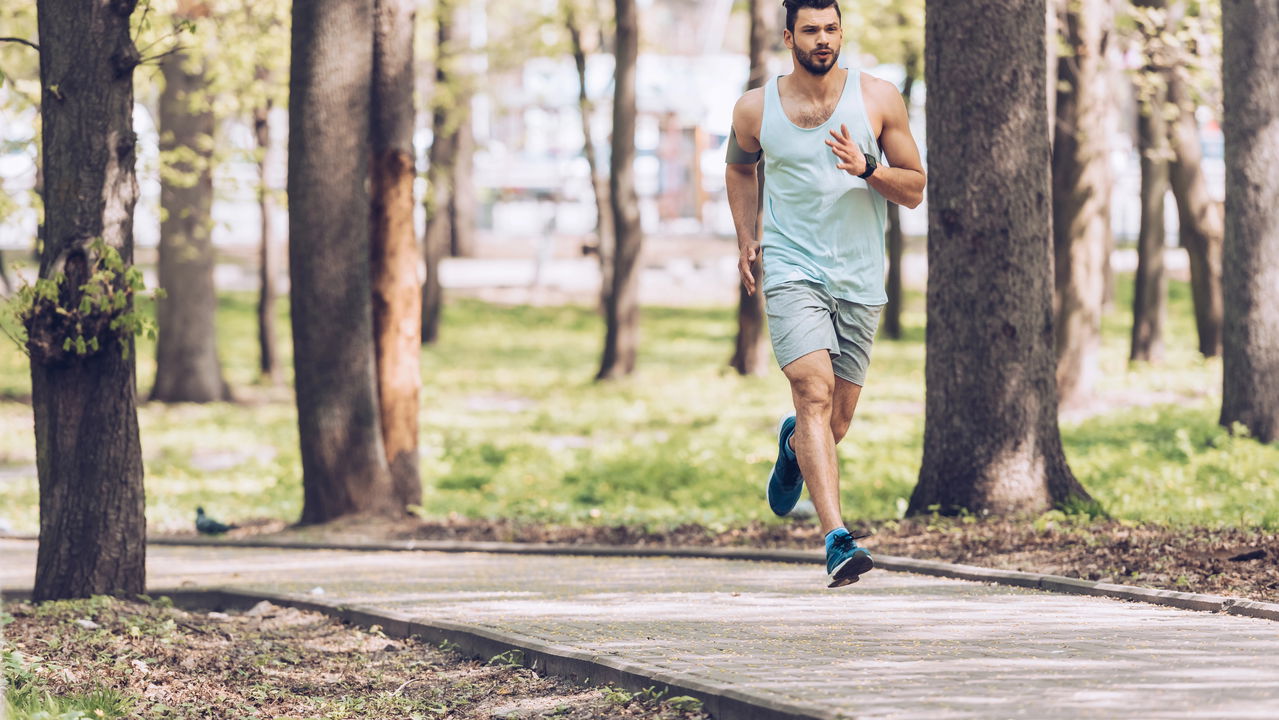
[726,89,765,295]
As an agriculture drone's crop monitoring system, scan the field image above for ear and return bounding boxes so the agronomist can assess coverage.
[783,28,794,50]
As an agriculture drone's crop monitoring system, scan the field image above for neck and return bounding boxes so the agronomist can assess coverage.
[786,61,846,100]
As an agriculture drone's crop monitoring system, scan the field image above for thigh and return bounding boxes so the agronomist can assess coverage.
[830,300,883,385]
[765,282,839,373]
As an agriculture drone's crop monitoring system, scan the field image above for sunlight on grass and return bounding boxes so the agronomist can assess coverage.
[0,272,1275,534]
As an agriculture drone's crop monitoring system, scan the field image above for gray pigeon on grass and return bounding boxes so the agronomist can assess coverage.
[195,507,236,535]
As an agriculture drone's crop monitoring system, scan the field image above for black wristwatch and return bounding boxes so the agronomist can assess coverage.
[858,153,878,179]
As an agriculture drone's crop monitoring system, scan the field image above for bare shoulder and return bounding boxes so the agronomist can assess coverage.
[732,87,766,138]
[861,73,907,117]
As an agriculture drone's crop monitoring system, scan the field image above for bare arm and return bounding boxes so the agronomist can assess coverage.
[825,83,926,209]
[726,90,765,294]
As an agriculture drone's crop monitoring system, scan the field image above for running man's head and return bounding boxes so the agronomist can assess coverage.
[782,0,842,76]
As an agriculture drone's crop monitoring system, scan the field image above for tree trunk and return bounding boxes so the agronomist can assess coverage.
[729,0,770,375]
[253,98,280,382]
[289,0,397,522]
[421,0,458,345]
[371,0,422,507]
[566,5,613,313]
[883,49,919,342]
[31,0,146,600]
[1220,0,1279,443]
[910,0,1091,516]
[1130,1,1169,364]
[1167,68,1224,359]
[597,0,643,380]
[1051,0,1112,411]
[152,50,232,402]
[450,106,475,258]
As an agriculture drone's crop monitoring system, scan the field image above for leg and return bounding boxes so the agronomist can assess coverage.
[782,350,844,536]
[830,377,863,445]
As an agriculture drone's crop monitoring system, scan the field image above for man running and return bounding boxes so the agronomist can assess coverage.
[725,0,926,587]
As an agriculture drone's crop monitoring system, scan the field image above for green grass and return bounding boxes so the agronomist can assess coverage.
[0,270,1275,534]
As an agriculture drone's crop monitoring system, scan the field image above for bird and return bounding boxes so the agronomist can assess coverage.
[195,507,237,535]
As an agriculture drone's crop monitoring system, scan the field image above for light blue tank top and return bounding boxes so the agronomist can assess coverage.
[759,69,887,304]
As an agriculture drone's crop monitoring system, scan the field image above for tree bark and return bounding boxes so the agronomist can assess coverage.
[152,50,233,402]
[371,0,422,508]
[883,47,919,342]
[32,0,146,600]
[421,0,459,345]
[253,97,280,382]
[729,0,770,375]
[1167,68,1224,359]
[289,0,397,522]
[597,0,643,380]
[910,0,1090,516]
[1051,0,1112,411]
[1130,0,1169,364]
[1220,0,1279,443]
[566,5,613,313]
[450,104,475,258]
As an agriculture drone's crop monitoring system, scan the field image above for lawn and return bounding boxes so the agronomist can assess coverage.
[0,271,1276,535]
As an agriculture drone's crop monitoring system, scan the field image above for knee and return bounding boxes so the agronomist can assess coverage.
[792,377,834,415]
[831,414,852,444]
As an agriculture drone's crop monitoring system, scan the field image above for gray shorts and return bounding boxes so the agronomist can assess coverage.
[764,281,883,385]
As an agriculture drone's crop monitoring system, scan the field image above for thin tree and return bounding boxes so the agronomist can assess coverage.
[30,0,146,599]
[1166,2,1223,359]
[289,0,397,521]
[729,0,769,375]
[597,0,642,380]
[565,0,613,312]
[152,33,233,403]
[882,41,920,341]
[371,0,422,506]
[252,90,280,381]
[909,0,1092,515]
[1220,0,1279,443]
[1052,0,1113,410]
[422,0,461,345]
[1129,0,1169,364]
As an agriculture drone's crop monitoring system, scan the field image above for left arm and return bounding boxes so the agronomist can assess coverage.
[825,84,926,209]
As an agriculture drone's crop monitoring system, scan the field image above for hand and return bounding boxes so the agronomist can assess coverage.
[739,241,760,295]
[825,123,866,176]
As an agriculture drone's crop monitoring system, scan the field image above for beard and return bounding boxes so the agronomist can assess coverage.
[795,45,839,75]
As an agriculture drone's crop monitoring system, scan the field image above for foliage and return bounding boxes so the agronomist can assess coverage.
[1122,0,1222,121]
[7,240,162,364]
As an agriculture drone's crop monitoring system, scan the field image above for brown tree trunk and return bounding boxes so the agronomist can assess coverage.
[910,0,1090,516]
[152,50,233,402]
[1220,0,1279,443]
[1051,0,1112,411]
[289,0,397,522]
[597,0,643,380]
[253,98,280,382]
[31,0,146,600]
[729,0,770,375]
[566,5,613,313]
[421,0,458,345]
[450,107,475,258]
[371,0,422,507]
[1130,2,1169,364]
[883,49,919,342]
[1167,68,1224,359]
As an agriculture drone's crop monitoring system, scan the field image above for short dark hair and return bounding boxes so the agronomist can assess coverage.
[783,0,841,34]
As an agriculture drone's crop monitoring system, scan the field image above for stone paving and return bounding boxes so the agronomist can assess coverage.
[4,539,1279,719]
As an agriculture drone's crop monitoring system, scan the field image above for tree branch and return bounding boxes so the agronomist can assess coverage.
[0,37,40,52]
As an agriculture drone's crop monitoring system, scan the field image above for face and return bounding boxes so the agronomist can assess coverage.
[785,7,842,76]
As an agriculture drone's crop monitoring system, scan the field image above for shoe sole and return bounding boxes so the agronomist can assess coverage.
[826,552,874,588]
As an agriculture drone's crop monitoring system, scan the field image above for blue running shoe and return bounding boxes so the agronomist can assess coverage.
[767,413,804,516]
[825,529,874,588]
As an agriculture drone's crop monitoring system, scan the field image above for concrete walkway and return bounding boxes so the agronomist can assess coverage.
[4,539,1278,719]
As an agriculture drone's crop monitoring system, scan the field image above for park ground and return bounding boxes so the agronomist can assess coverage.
[0,270,1276,600]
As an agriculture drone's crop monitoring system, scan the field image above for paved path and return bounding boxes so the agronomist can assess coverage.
[4,540,1278,719]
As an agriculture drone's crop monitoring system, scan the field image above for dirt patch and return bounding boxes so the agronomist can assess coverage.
[186,514,1279,604]
[1,597,709,720]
